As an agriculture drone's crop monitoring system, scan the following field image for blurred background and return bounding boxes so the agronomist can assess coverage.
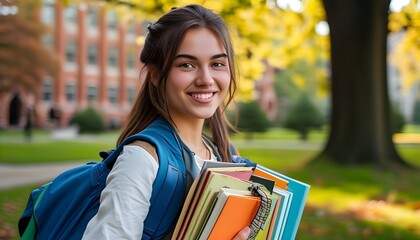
[0,0,419,239]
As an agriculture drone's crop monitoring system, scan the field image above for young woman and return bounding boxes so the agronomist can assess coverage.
[83,4,250,239]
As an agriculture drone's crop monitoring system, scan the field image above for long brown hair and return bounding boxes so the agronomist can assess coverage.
[117,4,237,162]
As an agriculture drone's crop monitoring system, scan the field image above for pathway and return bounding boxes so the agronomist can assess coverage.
[0,161,88,190]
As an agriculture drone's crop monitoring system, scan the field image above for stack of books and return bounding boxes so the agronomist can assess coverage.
[171,161,310,240]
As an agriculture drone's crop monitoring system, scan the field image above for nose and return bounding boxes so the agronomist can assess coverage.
[196,67,214,86]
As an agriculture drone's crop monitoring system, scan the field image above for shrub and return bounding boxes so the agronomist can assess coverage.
[283,94,324,140]
[390,103,405,133]
[412,100,420,124]
[236,100,271,139]
[70,107,105,133]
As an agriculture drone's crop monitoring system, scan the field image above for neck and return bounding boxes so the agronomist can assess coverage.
[173,117,207,158]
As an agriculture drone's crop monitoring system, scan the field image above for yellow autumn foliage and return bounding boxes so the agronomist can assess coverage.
[82,0,329,100]
[389,0,420,92]
[292,75,306,88]
[82,0,419,102]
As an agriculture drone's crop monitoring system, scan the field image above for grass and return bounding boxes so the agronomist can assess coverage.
[0,130,117,164]
[0,141,114,163]
[1,126,420,239]
[402,124,420,133]
[248,149,420,240]
[230,126,328,141]
[0,185,37,239]
[294,162,420,239]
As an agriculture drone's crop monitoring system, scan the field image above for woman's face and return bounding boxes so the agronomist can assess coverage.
[165,27,231,123]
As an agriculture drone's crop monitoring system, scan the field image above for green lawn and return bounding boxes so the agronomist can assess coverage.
[0,141,114,163]
[1,127,420,239]
[230,126,328,141]
[402,124,420,133]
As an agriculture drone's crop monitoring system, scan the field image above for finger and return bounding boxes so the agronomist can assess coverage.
[232,226,251,240]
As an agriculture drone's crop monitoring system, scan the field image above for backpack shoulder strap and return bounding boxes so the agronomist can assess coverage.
[105,117,187,239]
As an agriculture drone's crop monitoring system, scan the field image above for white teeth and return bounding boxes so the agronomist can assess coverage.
[191,93,213,99]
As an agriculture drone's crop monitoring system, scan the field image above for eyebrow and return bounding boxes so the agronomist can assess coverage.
[175,53,228,60]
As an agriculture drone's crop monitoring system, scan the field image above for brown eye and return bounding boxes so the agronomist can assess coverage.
[179,63,194,69]
[212,62,226,68]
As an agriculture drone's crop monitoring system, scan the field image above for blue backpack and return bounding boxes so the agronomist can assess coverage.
[18,118,188,240]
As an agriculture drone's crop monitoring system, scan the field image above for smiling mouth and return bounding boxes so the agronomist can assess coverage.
[190,93,214,99]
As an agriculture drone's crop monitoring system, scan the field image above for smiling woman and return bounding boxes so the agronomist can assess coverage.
[81,4,250,240]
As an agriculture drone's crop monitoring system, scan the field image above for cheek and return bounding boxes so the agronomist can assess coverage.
[167,71,190,90]
[217,72,231,93]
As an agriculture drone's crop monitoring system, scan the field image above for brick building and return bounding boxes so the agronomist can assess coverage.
[0,0,145,129]
[0,0,280,130]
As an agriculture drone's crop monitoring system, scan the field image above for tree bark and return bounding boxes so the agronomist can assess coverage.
[319,0,411,168]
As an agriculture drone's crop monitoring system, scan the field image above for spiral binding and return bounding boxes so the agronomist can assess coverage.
[247,183,272,240]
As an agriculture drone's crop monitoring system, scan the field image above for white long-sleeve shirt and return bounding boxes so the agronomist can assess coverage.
[83,144,216,239]
[82,145,158,239]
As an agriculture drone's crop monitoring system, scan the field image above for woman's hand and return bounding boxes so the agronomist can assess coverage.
[232,227,251,240]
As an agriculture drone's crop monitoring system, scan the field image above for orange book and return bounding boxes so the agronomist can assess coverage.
[207,194,261,240]
[172,167,254,240]
[253,168,289,189]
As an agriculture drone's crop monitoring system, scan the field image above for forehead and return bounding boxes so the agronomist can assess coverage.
[177,27,226,56]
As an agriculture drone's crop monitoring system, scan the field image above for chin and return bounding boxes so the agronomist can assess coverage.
[198,115,213,120]
[195,112,215,120]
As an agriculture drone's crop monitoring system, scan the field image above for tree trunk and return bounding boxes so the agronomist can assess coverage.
[318,0,411,169]
[300,129,308,141]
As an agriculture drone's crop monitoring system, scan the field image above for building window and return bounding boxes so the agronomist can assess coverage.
[64,5,77,27]
[87,85,97,101]
[66,83,76,102]
[42,79,53,101]
[87,7,98,28]
[87,44,98,65]
[108,86,118,104]
[41,0,55,25]
[127,49,136,70]
[127,22,136,36]
[65,40,77,63]
[42,33,54,50]
[107,10,118,31]
[127,86,136,104]
[108,46,118,68]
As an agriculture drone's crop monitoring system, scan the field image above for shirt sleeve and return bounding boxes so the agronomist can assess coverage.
[82,145,159,240]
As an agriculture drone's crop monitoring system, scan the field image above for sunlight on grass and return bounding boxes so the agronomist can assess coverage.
[306,187,420,236]
[308,187,370,211]
[293,160,420,239]
[394,134,420,143]
[299,205,420,240]
[349,200,420,234]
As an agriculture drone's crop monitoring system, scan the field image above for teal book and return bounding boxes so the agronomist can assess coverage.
[269,187,292,239]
